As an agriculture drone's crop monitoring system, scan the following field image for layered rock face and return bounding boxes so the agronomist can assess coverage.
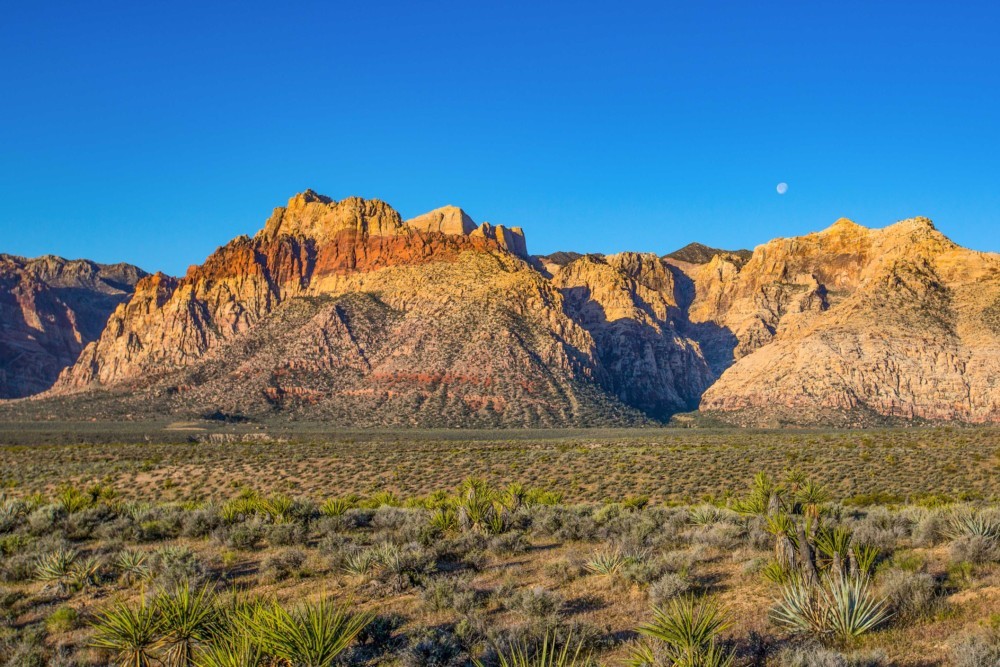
[0,255,146,398]
[13,191,999,427]
[696,218,1000,425]
[549,252,714,418]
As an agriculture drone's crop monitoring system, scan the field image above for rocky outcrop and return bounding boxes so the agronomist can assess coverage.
[0,255,146,398]
[405,205,477,236]
[696,218,1000,425]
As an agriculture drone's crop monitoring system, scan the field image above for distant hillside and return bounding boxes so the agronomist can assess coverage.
[666,242,751,264]
[0,255,147,398]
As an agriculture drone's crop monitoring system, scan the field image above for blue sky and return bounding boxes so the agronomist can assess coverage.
[2,1,998,275]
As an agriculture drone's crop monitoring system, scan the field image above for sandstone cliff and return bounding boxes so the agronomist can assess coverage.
[696,218,1000,425]
[0,255,146,398]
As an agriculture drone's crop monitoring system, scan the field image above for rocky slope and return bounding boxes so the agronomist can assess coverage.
[5,191,998,427]
[0,255,146,398]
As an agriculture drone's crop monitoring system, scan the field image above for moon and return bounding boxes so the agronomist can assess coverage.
[776,182,789,195]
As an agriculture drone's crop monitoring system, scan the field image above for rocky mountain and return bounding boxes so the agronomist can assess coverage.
[0,255,147,398]
[665,242,751,265]
[3,191,998,427]
[39,192,640,427]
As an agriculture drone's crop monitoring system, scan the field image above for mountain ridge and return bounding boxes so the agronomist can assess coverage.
[2,191,997,428]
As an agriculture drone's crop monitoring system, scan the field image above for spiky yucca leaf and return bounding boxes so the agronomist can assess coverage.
[585,549,630,576]
[851,544,881,578]
[771,574,891,641]
[946,511,1000,541]
[639,595,729,652]
[478,632,591,667]
[319,497,353,517]
[115,549,150,586]
[35,548,77,590]
[70,555,103,589]
[430,506,458,532]
[822,576,892,640]
[770,577,829,636]
[342,550,377,577]
[154,583,218,667]
[90,599,161,667]
[761,560,791,584]
[248,598,372,667]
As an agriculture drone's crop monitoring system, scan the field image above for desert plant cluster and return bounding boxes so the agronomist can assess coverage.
[0,461,998,666]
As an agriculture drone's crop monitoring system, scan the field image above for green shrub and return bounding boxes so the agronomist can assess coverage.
[45,605,79,634]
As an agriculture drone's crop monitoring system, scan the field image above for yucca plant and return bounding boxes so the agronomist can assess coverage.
[116,549,150,587]
[319,497,353,518]
[264,494,295,523]
[732,473,783,517]
[500,482,529,513]
[248,598,373,667]
[342,550,377,577]
[196,597,265,667]
[429,506,458,532]
[822,575,892,640]
[480,632,592,667]
[56,485,91,514]
[585,548,630,576]
[154,583,218,666]
[486,508,509,535]
[814,526,852,577]
[35,548,78,592]
[771,574,891,641]
[637,595,734,667]
[765,512,798,571]
[70,555,103,590]
[195,633,263,667]
[760,560,792,584]
[368,490,399,508]
[527,489,564,506]
[946,511,1000,541]
[90,599,161,667]
[770,577,829,637]
[851,544,881,578]
[687,505,719,526]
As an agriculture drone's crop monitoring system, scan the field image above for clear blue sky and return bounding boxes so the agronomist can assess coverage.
[2,1,998,275]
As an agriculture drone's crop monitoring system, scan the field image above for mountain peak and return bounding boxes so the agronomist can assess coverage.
[666,242,752,264]
[258,193,404,242]
[406,205,477,235]
[826,217,866,232]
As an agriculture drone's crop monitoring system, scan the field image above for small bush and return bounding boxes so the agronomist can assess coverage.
[878,568,938,621]
[401,627,467,667]
[509,587,563,625]
[776,644,887,667]
[216,521,266,551]
[265,522,309,547]
[951,632,1000,667]
[648,573,691,607]
[544,558,586,586]
[262,548,308,582]
[950,536,999,565]
[45,605,79,634]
